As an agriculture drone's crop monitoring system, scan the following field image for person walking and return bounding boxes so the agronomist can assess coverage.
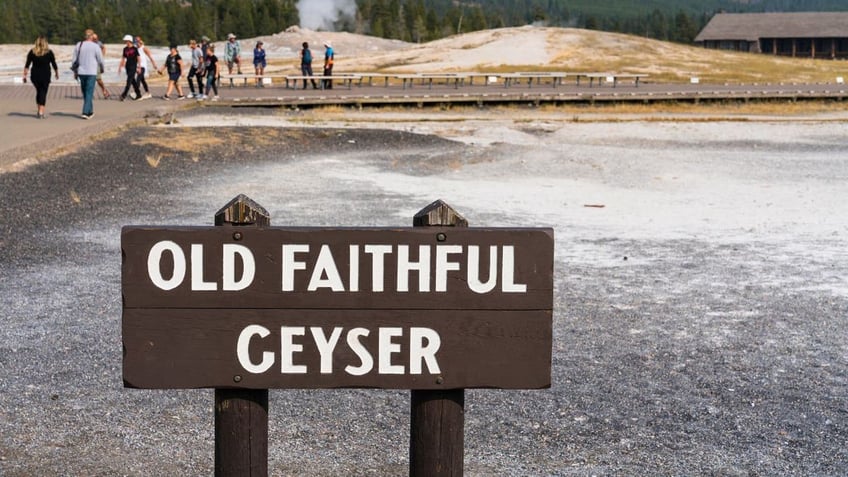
[118,34,142,101]
[23,36,59,119]
[135,36,157,100]
[90,32,110,99]
[201,44,220,101]
[186,39,204,98]
[300,41,318,90]
[224,33,241,75]
[253,41,266,87]
[71,30,104,119]
[158,43,185,100]
[322,41,334,90]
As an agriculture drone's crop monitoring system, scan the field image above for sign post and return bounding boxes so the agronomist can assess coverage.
[410,200,467,477]
[213,195,269,477]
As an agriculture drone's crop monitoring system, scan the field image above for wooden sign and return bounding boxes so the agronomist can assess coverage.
[122,226,554,390]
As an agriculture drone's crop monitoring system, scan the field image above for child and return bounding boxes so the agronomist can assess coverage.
[253,41,266,87]
[158,43,185,100]
[201,45,220,101]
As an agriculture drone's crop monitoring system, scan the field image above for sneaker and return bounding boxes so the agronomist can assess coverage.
[141,92,152,100]
[177,95,186,100]
[196,94,206,100]
[212,95,220,101]
[81,114,91,120]
[186,93,195,99]
[162,95,171,100]
[119,95,126,102]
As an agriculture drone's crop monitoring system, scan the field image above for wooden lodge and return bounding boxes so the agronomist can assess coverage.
[694,12,848,59]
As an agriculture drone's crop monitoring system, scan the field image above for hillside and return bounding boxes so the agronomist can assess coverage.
[1,26,844,85]
[267,26,847,84]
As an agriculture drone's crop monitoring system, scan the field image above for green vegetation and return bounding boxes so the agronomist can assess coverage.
[3,0,848,45]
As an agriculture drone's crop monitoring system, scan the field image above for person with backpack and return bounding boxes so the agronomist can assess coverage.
[71,29,104,119]
[300,42,318,90]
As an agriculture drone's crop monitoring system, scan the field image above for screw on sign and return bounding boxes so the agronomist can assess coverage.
[121,196,554,476]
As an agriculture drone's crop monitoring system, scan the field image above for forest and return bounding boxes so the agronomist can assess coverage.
[2,0,848,46]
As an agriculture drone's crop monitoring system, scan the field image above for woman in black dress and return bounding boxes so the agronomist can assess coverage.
[23,36,59,119]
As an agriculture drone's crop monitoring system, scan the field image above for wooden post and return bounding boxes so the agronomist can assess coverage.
[410,199,467,477]
[214,194,270,477]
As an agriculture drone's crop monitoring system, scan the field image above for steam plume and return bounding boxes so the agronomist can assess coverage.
[297,0,357,31]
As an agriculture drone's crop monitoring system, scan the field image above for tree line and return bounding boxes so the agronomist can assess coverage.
[0,0,299,45]
[3,0,848,46]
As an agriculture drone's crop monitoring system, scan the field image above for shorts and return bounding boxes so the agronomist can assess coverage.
[168,72,181,82]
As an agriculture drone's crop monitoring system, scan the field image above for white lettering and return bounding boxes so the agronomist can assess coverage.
[223,244,255,291]
[280,327,307,374]
[234,326,443,376]
[468,245,497,294]
[282,244,309,291]
[348,245,360,292]
[501,246,527,292]
[237,325,274,374]
[397,245,430,292]
[378,327,404,374]
[410,327,441,374]
[345,327,373,376]
[147,240,186,291]
[308,245,344,291]
[364,245,392,292]
[310,326,343,374]
[435,245,462,292]
[190,244,217,291]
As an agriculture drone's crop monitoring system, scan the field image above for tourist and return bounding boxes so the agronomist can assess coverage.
[300,41,318,89]
[201,44,220,101]
[90,32,110,99]
[224,33,241,75]
[186,39,205,99]
[323,41,334,90]
[135,36,157,100]
[23,35,59,119]
[118,34,142,101]
[158,43,185,100]
[71,30,104,119]
[253,41,266,87]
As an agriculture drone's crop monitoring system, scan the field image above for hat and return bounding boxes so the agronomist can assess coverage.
[202,35,210,42]
[257,41,263,45]
[227,33,236,39]
[324,41,331,48]
[123,34,133,42]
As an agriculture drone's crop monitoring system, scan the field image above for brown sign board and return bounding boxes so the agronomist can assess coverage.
[122,226,554,390]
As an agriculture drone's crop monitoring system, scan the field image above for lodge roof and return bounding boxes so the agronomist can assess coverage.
[694,12,848,42]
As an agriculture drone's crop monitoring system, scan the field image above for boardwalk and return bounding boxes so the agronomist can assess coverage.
[8,77,848,107]
[1,77,846,172]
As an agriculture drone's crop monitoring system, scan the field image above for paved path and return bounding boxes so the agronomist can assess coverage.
[0,84,184,172]
[2,77,847,172]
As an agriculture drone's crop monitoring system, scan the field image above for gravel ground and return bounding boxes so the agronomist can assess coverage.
[0,108,846,476]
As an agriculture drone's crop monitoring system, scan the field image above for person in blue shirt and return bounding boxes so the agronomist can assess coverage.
[300,42,318,90]
[322,41,334,90]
